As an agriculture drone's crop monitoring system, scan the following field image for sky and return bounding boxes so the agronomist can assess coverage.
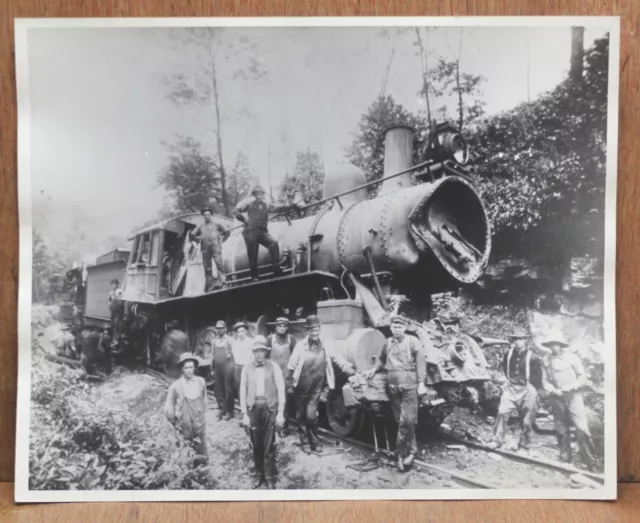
[26,23,610,250]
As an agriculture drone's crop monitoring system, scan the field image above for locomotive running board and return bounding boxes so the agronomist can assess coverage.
[151,270,343,305]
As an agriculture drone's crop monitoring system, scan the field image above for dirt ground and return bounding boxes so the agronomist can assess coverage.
[77,367,598,491]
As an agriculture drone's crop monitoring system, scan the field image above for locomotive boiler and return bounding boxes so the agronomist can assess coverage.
[93,122,495,438]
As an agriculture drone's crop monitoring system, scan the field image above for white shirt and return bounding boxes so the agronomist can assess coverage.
[255,366,265,396]
[231,337,255,366]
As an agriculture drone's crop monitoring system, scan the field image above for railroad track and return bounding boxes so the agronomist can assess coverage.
[145,368,602,489]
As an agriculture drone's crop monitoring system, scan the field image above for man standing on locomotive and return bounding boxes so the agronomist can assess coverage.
[363,315,428,471]
[541,333,597,471]
[107,279,124,348]
[287,315,356,453]
[240,338,286,489]
[266,317,297,433]
[164,352,209,466]
[229,321,255,418]
[189,206,230,291]
[212,320,235,420]
[489,328,544,451]
[233,185,302,282]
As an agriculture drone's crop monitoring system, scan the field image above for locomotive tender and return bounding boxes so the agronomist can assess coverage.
[78,123,495,438]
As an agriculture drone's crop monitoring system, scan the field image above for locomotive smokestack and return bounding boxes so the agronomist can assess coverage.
[378,125,414,196]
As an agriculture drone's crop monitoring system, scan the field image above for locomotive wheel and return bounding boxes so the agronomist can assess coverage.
[325,388,364,437]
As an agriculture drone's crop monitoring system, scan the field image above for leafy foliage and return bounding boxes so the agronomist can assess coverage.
[29,360,216,491]
[468,34,610,262]
[156,136,223,215]
[345,95,429,197]
[278,150,325,218]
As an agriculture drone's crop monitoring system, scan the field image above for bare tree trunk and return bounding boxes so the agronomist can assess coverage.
[455,30,464,131]
[570,26,585,86]
[206,34,230,217]
[414,28,433,128]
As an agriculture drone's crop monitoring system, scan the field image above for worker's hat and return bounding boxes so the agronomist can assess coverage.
[509,328,531,339]
[305,315,321,329]
[275,317,290,326]
[201,206,214,215]
[178,352,199,368]
[390,314,408,326]
[252,336,271,352]
[233,321,248,331]
[251,185,266,195]
[215,320,226,329]
[540,333,570,348]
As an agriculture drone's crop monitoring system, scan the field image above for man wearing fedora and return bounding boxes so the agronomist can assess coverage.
[212,320,235,420]
[287,315,356,452]
[189,206,230,291]
[164,352,209,466]
[233,185,302,282]
[363,314,428,471]
[240,338,286,489]
[541,333,597,470]
[266,317,297,433]
[229,321,255,416]
[490,327,544,451]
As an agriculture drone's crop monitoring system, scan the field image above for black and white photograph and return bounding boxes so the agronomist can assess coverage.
[14,16,619,502]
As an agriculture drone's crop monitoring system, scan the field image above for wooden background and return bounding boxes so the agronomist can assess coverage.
[1,0,638,520]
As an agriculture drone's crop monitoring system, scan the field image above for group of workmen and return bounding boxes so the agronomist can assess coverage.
[162,312,599,489]
[189,185,304,291]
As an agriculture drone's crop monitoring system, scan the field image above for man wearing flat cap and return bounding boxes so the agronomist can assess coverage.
[364,314,428,471]
[266,317,297,433]
[490,327,543,451]
[240,338,286,489]
[287,315,356,452]
[233,185,302,282]
[212,320,235,420]
[189,206,230,291]
[541,333,597,470]
[164,352,209,466]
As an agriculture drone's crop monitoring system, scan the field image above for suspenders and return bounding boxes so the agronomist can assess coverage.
[506,348,531,383]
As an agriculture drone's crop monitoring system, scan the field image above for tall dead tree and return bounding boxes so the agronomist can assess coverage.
[570,26,585,86]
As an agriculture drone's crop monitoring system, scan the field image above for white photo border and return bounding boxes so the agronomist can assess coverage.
[14,15,621,503]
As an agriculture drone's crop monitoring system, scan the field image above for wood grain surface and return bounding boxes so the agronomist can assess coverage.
[0,0,638,518]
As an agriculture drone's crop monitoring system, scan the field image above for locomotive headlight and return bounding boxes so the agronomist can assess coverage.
[424,122,470,166]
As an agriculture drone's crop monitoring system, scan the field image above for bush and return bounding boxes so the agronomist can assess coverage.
[29,358,217,490]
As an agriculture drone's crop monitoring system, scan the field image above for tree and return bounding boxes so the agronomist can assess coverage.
[345,95,429,197]
[424,29,486,130]
[227,152,259,208]
[414,27,434,128]
[278,149,325,218]
[467,34,609,265]
[163,28,266,216]
[156,136,222,215]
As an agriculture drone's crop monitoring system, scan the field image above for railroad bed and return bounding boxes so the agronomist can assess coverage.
[145,368,602,491]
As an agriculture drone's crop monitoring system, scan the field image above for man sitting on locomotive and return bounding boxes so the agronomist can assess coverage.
[189,206,230,291]
[363,314,428,472]
[233,185,302,282]
[287,315,356,453]
[489,328,544,451]
[164,352,209,466]
[266,317,297,434]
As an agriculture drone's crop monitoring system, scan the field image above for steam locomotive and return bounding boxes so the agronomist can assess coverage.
[73,122,495,439]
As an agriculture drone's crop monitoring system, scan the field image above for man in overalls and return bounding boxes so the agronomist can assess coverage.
[287,315,356,452]
[189,206,230,291]
[541,333,597,470]
[266,317,297,433]
[490,328,543,451]
[212,320,235,420]
[108,279,124,348]
[229,321,255,418]
[233,185,301,282]
[164,352,209,466]
[363,315,428,471]
[240,338,286,489]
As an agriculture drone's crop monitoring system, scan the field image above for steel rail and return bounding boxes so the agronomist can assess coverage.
[441,433,605,484]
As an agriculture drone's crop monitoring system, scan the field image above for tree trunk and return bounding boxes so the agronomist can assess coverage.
[456,29,464,131]
[207,37,230,217]
[415,28,433,128]
[570,26,585,86]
